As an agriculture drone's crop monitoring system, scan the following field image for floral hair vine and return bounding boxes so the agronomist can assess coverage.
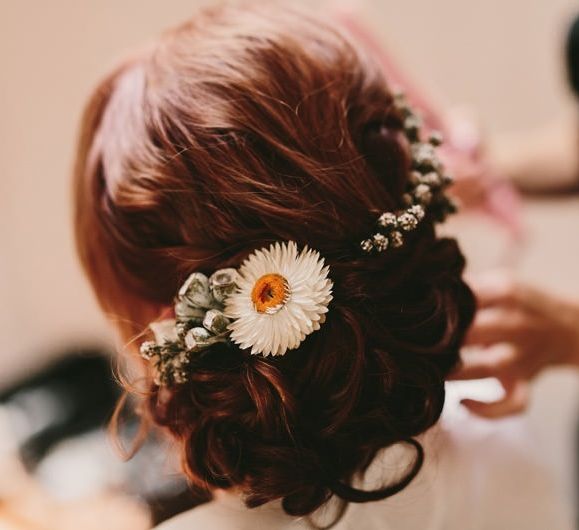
[140,242,333,385]
[140,96,454,386]
[360,92,457,253]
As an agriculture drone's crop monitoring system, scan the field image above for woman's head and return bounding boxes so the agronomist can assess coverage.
[74,2,475,518]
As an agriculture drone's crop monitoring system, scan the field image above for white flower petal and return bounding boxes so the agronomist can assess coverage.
[224,241,333,356]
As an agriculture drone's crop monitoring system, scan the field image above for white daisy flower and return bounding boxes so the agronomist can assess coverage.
[225,241,333,357]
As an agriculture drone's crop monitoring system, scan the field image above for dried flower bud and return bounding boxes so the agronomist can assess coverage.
[378,212,398,229]
[393,91,406,106]
[140,341,159,360]
[445,197,459,214]
[171,351,189,369]
[402,193,414,207]
[209,268,239,303]
[174,301,205,324]
[404,115,421,141]
[173,370,188,384]
[408,205,426,221]
[397,212,419,232]
[203,309,230,335]
[428,131,444,146]
[412,143,438,171]
[185,327,212,350]
[442,174,454,187]
[372,233,389,252]
[175,320,193,339]
[421,172,442,188]
[390,231,404,248]
[393,92,412,117]
[178,272,213,309]
[149,319,178,344]
[409,171,422,186]
[361,239,374,253]
[414,184,433,205]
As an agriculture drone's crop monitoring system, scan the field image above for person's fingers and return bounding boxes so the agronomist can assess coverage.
[447,157,489,208]
[467,271,522,310]
[464,308,524,347]
[448,361,494,381]
[449,343,516,380]
[468,271,553,315]
[450,177,488,209]
[460,378,530,419]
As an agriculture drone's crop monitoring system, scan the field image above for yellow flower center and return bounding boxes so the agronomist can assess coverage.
[251,273,290,314]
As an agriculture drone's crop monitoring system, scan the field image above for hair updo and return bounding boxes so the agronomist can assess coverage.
[73,2,475,519]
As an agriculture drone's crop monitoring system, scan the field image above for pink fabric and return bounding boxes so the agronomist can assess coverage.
[334,11,522,236]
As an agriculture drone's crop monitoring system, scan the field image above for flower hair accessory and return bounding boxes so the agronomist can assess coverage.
[140,242,333,385]
[360,92,457,253]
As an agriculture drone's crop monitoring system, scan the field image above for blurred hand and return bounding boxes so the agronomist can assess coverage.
[445,152,491,209]
[441,108,523,237]
[451,272,579,418]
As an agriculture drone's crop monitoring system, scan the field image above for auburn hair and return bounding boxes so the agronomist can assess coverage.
[73,2,475,520]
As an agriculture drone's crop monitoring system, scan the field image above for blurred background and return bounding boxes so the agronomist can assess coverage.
[1,0,578,527]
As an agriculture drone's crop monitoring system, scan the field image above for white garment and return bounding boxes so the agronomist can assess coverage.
[156,384,574,530]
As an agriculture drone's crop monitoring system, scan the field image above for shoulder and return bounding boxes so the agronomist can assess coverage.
[153,493,303,530]
[153,503,225,530]
[156,381,574,530]
[439,382,552,490]
[154,501,249,530]
[433,381,575,530]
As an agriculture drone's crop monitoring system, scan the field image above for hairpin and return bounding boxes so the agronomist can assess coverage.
[360,92,457,254]
[140,242,333,385]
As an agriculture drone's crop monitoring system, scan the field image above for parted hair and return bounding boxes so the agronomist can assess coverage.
[73,2,475,519]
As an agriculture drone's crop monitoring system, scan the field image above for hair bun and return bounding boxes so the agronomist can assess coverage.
[74,3,475,520]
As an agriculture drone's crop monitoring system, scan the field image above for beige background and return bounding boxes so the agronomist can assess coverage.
[1,0,578,510]
[0,0,576,382]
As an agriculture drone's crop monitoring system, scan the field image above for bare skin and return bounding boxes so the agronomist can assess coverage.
[451,272,579,418]
[488,116,579,195]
